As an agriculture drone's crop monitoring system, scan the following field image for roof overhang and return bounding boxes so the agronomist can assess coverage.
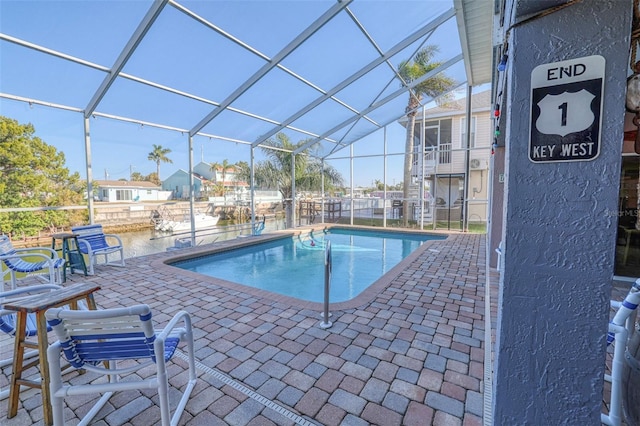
[454,0,495,86]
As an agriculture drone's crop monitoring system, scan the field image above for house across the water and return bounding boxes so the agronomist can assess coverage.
[94,180,171,203]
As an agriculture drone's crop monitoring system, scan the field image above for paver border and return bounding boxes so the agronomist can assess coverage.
[153,226,451,311]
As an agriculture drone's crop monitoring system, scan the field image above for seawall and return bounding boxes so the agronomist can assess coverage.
[10,201,282,247]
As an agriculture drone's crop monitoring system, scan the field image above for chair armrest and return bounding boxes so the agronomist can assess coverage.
[11,246,61,259]
[0,251,60,263]
[75,238,93,253]
[157,310,192,342]
[103,234,123,246]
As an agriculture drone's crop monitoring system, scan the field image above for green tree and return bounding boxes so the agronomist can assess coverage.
[130,171,159,185]
[0,116,85,236]
[146,172,160,186]
[211,182,224,197]
[234,161,250,183]
[210,159,235,203]
[147,144,172,182]
[253,133,343,227]
[398,46,455,226]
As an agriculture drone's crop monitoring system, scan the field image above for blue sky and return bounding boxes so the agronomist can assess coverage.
[0,0,467,186]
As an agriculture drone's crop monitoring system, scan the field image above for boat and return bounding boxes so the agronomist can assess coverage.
[151,203,220,233]
[154,211,219,233]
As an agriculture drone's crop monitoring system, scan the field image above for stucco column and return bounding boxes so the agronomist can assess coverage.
[494,1,632,424]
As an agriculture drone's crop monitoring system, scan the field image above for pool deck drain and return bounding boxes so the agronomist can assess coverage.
[176,350,318,426]
[482,238,494,426]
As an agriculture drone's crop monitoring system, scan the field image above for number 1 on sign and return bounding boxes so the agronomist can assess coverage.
[558,102,567,126]
[536,90,595,137]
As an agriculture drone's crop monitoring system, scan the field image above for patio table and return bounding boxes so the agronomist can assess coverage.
[51,232,88,282]
[3,282,100,426]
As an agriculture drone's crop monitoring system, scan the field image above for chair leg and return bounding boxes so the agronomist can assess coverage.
[49,264,60,285]
[171,329,198,426]
[79,392,114,426]
[10,271,17,290]
[76,361,116,426]
[185,327,197,383]
[155,354,171,426]
[155,332,197,426]
[85,257,95,275]
[47,343,65,426]
[54,267,63,285]
[104,251,126,268]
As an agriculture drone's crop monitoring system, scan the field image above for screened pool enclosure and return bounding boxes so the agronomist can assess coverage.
[0,0,493,248]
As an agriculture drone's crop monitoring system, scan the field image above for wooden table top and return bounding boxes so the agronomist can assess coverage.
[2,283,101,313]
[51,232,79,240]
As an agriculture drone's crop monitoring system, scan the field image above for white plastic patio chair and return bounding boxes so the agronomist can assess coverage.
[0,235,65,290]
[70,224,125,275]
[46,304,197,426]
[602,280,640,426]
[0,284,63,399]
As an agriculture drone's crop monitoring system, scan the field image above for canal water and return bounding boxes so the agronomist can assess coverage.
[118,219,287,259]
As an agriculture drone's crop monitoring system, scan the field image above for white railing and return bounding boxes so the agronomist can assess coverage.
[412,147,441,178]
[439,142,452,164]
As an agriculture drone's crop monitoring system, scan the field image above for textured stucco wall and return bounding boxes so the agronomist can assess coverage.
[493,1,632,424]
[488,146,505,269]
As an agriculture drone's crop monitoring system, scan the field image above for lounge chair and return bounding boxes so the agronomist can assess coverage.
[0,235,65,290]
[70,224,125,275]
[46,304,197,426]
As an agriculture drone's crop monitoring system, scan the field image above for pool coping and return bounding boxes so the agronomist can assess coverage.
[152,225,451,311]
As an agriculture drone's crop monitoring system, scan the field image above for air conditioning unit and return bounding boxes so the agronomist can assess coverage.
[470,159,485,170]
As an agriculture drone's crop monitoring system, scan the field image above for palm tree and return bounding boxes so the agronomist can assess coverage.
[398,46,455,226]
[253,133,344,228]
[147,144,173,182]
[210,159,235,204]
[234,161,250,182]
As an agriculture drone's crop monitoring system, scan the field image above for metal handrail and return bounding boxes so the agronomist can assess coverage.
[320,240,333,329]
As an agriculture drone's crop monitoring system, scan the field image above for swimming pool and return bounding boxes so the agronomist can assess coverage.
[171,228,444,303]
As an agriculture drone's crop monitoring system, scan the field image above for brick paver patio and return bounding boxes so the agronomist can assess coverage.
[1,230,497,425]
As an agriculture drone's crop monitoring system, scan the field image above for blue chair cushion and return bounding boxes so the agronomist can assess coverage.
[77,235,110,254]
[0,312,49,337]
[3,252,65,273]
[57,334,180,368]
[71,225,121,254]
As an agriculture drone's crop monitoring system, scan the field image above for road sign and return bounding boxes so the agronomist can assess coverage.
[529,55,605,163]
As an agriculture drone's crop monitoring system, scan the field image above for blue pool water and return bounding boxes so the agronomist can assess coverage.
[172,228,444,303]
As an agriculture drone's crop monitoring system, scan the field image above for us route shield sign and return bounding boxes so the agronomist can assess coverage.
[529,55,605,163]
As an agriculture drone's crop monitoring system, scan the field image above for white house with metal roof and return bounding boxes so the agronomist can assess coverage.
[94,180,170,202]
